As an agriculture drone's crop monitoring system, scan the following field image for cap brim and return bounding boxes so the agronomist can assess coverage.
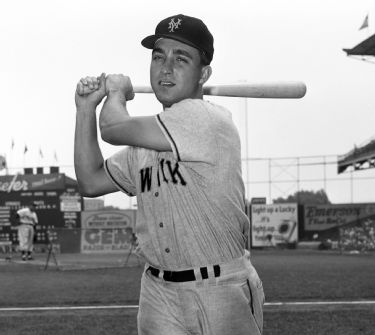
[141,35,159,49]
[141,34,202,53]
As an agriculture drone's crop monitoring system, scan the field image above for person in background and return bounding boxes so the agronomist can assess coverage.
[17,202,38,261]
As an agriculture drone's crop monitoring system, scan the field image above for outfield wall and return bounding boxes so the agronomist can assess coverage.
[2,198,375,252]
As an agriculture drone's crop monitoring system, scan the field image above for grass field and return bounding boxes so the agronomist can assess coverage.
[0,249,374,334]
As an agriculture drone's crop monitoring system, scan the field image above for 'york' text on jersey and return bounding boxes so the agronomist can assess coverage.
[140,159,187,193]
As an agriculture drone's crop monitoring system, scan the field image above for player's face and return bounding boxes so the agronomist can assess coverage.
[150,38,211,108]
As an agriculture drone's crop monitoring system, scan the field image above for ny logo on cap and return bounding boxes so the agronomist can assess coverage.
[168,18,182,32]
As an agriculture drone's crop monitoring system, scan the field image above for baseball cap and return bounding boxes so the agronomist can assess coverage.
[141,14,214,64]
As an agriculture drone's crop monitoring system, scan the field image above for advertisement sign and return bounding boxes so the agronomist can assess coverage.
[251,204,298,247]
[60,192,82,212]
[304,203,375,231]
[0,173,65,192]
[81,210,136,253]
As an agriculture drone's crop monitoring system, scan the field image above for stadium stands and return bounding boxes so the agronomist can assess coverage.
[339,219,375,252]
[337,136,375,173]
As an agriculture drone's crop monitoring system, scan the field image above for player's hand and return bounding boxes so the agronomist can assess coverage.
[105,74,135,102]
[75,73,107,109]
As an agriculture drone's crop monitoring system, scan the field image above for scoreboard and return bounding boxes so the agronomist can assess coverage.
[0,173,82,245]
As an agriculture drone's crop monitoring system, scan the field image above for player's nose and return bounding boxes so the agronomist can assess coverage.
[161,57,174,74]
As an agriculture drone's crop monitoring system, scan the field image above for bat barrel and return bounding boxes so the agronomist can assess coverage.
[202,82,307,99]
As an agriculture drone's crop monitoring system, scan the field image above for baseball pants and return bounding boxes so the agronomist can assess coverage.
[138,255,265,335]
[18,224,34,252]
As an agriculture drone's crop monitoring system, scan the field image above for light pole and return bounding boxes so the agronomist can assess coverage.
[243,97,250,200]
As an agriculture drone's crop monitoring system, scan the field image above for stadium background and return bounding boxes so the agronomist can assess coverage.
[1,155,375,255]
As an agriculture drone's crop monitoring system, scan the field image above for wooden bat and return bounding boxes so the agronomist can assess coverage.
[77,80,306,99]
[134,81,307,99]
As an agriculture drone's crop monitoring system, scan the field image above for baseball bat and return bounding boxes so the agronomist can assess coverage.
[134,81,307,99]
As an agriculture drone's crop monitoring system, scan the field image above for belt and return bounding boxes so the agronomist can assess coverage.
[147,264,221,282]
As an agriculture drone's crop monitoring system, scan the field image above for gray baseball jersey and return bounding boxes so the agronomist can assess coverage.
[105,98,249,270]
[17,208,38,225]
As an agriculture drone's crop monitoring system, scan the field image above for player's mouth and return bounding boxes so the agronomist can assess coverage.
[159,80,175,87]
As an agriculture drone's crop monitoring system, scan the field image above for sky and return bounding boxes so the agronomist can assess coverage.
[1,0,375,208]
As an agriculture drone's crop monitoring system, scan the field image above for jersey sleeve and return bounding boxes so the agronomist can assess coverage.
[156,99,219,163]
[104,147,137,196]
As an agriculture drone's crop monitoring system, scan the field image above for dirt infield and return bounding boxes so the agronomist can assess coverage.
[1,249,374,334]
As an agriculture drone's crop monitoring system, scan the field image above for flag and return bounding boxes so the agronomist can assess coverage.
[39,147,43,159]
[54,151,58,162]
[24,145,28,154]
[0,155,6,171]
[359,14,369,30]
[11,138,15,150]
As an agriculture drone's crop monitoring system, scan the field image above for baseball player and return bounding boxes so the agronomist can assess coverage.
[17,203,38,261]
[74,14,264,335]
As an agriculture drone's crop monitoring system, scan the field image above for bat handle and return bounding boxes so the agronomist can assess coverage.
[133,86,154,94]
[77,85,152,96]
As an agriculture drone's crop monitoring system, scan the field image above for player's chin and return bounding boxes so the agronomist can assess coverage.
[155,89,181,108]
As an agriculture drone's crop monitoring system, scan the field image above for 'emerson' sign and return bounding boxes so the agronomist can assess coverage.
[304,203,375,231]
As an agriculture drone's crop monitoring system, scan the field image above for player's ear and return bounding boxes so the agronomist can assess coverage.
[199,65,212,85]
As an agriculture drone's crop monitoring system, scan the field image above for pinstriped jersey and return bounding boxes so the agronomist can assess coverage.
[105,99,249,270]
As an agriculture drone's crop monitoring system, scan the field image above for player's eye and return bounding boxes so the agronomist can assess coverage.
[176,57,188,63]
[152,54,163,61]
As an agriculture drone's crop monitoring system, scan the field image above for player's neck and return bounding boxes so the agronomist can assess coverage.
[162,91,204,110]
